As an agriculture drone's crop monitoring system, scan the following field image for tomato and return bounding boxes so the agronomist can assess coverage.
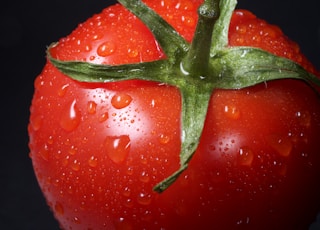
[28,0,320,229]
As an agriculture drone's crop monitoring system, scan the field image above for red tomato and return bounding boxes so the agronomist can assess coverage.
[29,0,320,229]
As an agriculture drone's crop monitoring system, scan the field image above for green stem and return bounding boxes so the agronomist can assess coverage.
[154,86,213,193]
[153,0,221,193]
[181,0,220,77]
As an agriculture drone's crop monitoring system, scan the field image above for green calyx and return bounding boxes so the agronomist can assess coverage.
[48,0,320,193]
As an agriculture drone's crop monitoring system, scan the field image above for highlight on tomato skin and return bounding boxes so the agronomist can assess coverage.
[28,0,320,229]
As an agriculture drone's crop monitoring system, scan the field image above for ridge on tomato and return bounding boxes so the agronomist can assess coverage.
[29,0,320,229]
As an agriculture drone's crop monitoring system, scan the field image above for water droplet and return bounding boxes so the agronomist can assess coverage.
[126,166,134,175]
[237,147,254,166]
[140,155,148,165]
[124,198,133,208]
[99,112,109,122]
[139,171,150,183]
[68,145,77,155]
[39,144,49,161]
[122,187,131,197]
[300,152,309,158]
[54,150,62,159]
[67,185,74,194]
[104,135,131,164]
[236,25,247,34]
[62,155,69,166]
[58,84,69,97]
[30,115,43,131]
[34,76,45,89]
[115,217,133,230]
[54,202,64,215]
[84,44,91,52]
[267,134,292,157]
[224,105,240,119]
[47,136,54,145]
[137,192,152,206]
[87,101,97,114]
[128,48,139,58]
[73,216,81,224]
[60,100,81,132]
[159,134,170,144]
[111,93,132,109]
[236,216,250,226]
[92,33,103,41]
[97,41,116,57]
[181,15,195,27]
[88,156,98,168]
[147,100,154,109]
[71,159,81,171]
[295,111,311,128]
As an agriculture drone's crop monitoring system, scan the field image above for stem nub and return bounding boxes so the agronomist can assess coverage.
[181,0,220,77]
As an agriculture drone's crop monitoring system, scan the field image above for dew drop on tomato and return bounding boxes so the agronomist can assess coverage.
[57,84,69,97]
[73,216,81,224]
[66,185,74,195]
[124,198,133,208]
[39,144,50,161]
[137,192,152,206]
[115,217,133,229]
[84,44,92,53]
[295,110,311,128]
[59,100,81,132]
[71,159,81,171]
[87,101,97,114]
[111,93,132,109]
[126,166,134,175]
[68,145,77,156]
[92,32,103,41]
[97,41,116,57]
[30,115,43,131]
[47,135,54,145]
[223,105,240,120]
[54,201,64,215]
[99,112,109,122]
[267,134,292,157]
[127,48,139,58]
[237,146,254,166]
[159,134,170,144]
[181,15,196,27]
[122,186,131,197]
[139,171,150,183]
[88,155,98,168]
[104,135,131,164]
[62,156,69,167]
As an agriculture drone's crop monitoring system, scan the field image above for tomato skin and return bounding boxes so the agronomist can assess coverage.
[28,0,320,229]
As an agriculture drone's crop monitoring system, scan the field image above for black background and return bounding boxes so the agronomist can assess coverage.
[1,0,319,229]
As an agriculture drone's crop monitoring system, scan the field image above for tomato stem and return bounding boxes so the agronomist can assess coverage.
[154,0,223,193]
[182,0,220,77]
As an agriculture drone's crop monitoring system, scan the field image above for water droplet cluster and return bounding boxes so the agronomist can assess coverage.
[29,64,184,229]
[49,4,168,66]
[229,10,317,75]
